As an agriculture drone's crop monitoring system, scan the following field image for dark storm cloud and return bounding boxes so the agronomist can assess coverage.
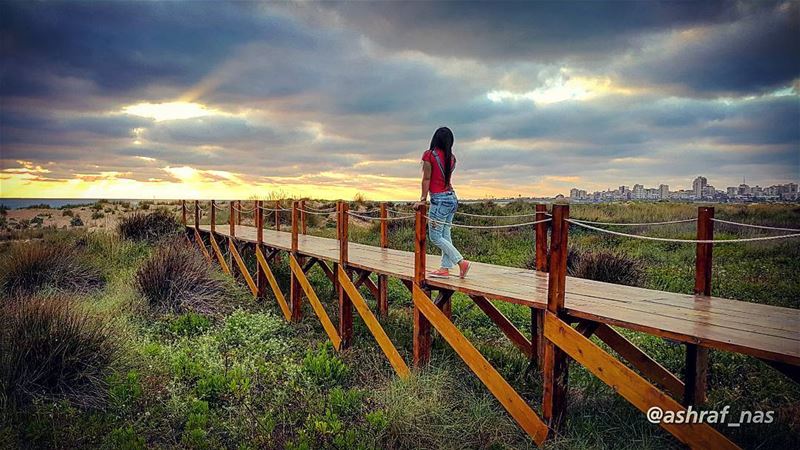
[1,0,797,196]
[318,0,750,62]
[617,1,800,96]
[0,1,317,98]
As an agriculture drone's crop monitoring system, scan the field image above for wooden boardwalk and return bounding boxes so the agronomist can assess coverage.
[198,223,800,366]
[186,200,799,449]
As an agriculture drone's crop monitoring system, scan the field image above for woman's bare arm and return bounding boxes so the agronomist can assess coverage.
[420,161,432,201]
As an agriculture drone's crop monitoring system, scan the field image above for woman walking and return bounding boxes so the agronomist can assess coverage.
[415,127,471,278]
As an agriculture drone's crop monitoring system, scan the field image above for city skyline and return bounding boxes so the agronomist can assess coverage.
[569,175,799,202]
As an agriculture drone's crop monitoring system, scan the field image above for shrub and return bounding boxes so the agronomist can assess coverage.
[71,215,84,227]
[91,211,105,220]
[525,246,581,273]
[569,250,642,286]
[0,241,104,297]
[0,297,118,408]
[135,239,226,315]
[302,344,348,387]
[117,209,180,243]
[62,209,74,217]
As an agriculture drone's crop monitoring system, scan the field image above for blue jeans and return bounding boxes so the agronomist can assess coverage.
[428,191,464,269]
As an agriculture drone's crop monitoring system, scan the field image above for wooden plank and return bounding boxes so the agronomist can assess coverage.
[290,254,341,349]
[255,245,291,321]
[193,228,212,263]
[544,313,739,450]
[208,234,231,275]
[593,323,685,400]
[470,295,533,358]
[338,265,410,378]
[412,285,549,445]
[229,240,257,296]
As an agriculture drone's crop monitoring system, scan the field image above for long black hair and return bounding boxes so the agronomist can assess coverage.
[429,127,454,187]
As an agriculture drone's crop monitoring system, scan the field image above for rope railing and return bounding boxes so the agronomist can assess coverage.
[304,205,337,212]
[564,218,695,226]
[566,219,800,243]
[257,205,288,212]
[455,210,540,219]
[710,218,800,232]
[347,211,415,221]
[300,208,337,216]
[425,215,552,229]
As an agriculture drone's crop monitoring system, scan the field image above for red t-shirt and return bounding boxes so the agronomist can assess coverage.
[422,148,456,193]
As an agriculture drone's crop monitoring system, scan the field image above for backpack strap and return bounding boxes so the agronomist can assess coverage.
[430,149,453,191]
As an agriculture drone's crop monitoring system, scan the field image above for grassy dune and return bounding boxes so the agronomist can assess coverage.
[0,202,798,449]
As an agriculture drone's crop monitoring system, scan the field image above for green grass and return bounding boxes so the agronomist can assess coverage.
[0,202,798,449]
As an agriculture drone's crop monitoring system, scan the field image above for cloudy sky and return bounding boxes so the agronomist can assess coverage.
[1,1,798,200]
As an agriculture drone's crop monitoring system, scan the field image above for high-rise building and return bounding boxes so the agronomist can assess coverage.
[693,176,707,199]
[659,184,669,200]
[632,184,644,199]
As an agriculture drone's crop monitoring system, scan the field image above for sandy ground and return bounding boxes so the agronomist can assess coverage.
[2,202,181,233]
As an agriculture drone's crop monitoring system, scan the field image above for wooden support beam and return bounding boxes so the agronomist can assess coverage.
[401,279,414,293]
[544,312,738,450]
[229,240,257,296]
[339,265,410,378]
[181,200,187,225]
[290,201,302,322]
[434,289,453,319]
[412,285,549,445]
[290,254,341,349]
[255,246,291,321]
[413,203,431,367]
[208,233,230,275]
[353,270,371,289]
[762,358,800,385]
[193,228,212,263]
[236,200,241,225]
[300,199,307,235]
[302,257,317,274]
[315,259,336,284]
[274,200,281,231]
[210,200,216,233]
[255,201,267,299]
[377,202,390,317]
[575,320,599,338]
[543,203,569,431]
[470,295,532,358]
[228,201,235,272]
[337,201,353,349]
[194,200,200,229]
[530,203,548,368]
[592,323,685,400]
[686,206,713,406]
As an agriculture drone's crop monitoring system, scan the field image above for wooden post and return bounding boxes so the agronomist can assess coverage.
[256,200,266,299]
[377,203,389,316]
[275,200,280,231]
[338,201,353,348]
[194,200,199,229]
[229,201,235,237]
[289,201,302,322]
[543,203,569,431]
[531,203,548,366]
[291,201,299,253]
[685,206,713,406]
[413,203,431,366]
[253,200,258,227]
[535,204,548,271]
[181,200,187,226]
[228,201,235,272]
[300,200,307,234]
[236,200,241,225]
[210,200,216,234]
